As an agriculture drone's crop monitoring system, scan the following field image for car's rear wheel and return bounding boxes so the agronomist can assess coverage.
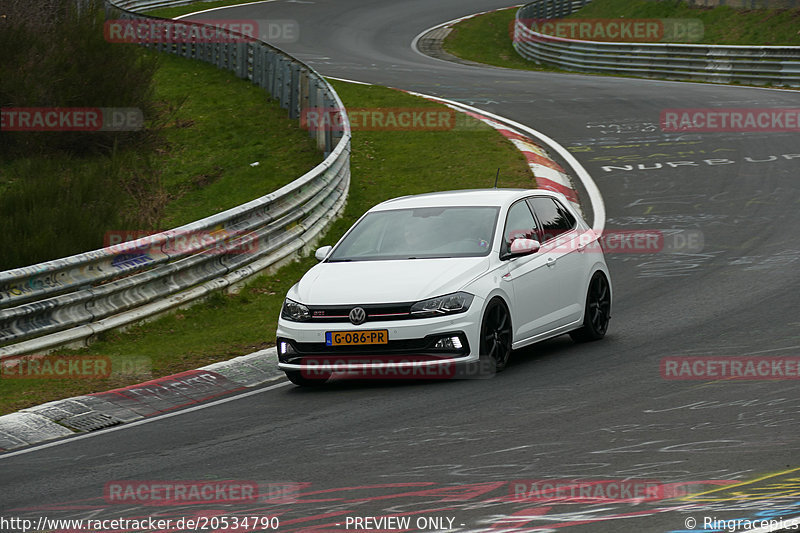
[480,298,513,372]
[285,370,330,387]
[570,271,611,342]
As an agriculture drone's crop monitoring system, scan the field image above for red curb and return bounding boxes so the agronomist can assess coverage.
[90,369,244,417]
[535,177,579,203]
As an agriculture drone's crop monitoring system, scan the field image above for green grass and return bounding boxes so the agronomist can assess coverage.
[152,53,321,228]
[444,8,553,72]
[0,81,534,415]
[565,0,800,45]
[0,51,321,270]
[443,1,800,74]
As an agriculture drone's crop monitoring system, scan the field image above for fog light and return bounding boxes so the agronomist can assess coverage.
[279,341,295,355]
[434,336,463,350]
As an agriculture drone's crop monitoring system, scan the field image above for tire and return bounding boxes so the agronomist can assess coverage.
[285,370,330,387]
[570,271,611,342]
[479,298,513,373]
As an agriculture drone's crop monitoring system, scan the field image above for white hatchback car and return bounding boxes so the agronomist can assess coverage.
[277,189,611,385]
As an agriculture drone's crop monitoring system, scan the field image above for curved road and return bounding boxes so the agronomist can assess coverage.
[3,2,800,532]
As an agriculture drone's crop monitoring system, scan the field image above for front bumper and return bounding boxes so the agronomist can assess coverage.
[276,305,483,374]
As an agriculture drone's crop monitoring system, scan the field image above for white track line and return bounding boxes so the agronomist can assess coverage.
[173,0,277,19]
[403,90,605,233]
[0,380,291,459]
[409,5,524,62]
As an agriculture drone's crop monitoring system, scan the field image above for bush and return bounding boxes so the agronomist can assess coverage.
[0,0,159,156]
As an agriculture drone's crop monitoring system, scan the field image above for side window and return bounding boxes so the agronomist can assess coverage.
[502,200,539,254]
[527,197,576,242]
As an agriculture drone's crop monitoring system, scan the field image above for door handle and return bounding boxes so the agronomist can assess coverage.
[546,257,556,267]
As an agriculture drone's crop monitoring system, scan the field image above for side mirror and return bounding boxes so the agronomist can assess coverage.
[509,238,540,256]
[315,245,333,261]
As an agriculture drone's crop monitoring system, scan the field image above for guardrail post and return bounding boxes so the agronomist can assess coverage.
[289,63,301,119]
[314,87,330,152]
[323,94,333,156]
[274,57,284,102]
[299,69,310,126]
[246,42,254,81]
[235,43,247,79]
[266,52,276,97]
[306,77,317,138]
[229,39,238,74]
[253,44,263,86]
[215,42,225,70]
[280,60,291,110]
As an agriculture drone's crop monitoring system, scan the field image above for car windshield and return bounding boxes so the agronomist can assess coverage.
[328,206,499,261]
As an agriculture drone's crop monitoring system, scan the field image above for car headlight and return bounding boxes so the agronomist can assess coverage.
[410,292,474,318]
[281,298,311,322]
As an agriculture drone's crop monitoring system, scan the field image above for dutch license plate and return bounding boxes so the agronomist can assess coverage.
[325,330,389,346]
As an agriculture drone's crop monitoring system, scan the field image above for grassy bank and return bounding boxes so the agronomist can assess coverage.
[566,0,800,45]
[0,52,321,270]
[150,53,321,229]
[0,81,535,415]
[444,1,800,73]
[444,9,556,72]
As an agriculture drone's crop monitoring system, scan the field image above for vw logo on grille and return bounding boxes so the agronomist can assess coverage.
[349,307,367,325]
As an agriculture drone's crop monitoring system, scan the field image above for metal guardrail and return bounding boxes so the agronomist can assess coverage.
[113,0,220,11]
[513,0,800,87]
[0,0,351,357]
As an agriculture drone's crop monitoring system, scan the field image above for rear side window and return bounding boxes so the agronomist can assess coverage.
[527,197,576,242]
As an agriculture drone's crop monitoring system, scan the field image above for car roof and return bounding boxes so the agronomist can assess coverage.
[370,188,564,211]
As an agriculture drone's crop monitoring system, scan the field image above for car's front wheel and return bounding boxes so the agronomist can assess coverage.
[285,370,330,387]
[570,271,611,342]
[480,298,513,373]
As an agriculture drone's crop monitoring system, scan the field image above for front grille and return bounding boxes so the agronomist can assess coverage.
[308,303,414,323]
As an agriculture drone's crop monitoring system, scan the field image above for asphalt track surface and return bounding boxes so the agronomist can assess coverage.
[2,1,800,532]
